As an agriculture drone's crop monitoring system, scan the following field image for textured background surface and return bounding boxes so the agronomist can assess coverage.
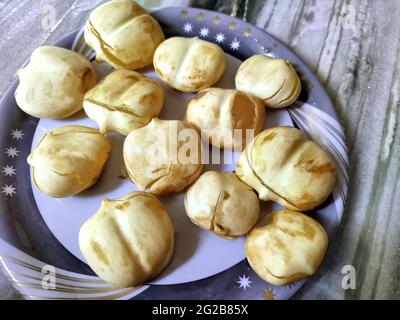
[0,0,399,300]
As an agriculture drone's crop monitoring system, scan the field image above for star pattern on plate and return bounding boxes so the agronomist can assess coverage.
[2,184,16,197]
[2,129,22,197]
[212,16,221,25]
[5,147,19,158]
[215,32,225,43]
[2,165,16,177]
[199,26,209,38]
[176,9,275,63]
[228,22,237,30]
[11,129,24,140]
[183,22,193,33]
[243,27,252,38]
[263,288,276,300]
[196,12,205,21]
[237,274,252,290]
[230,38,240,50]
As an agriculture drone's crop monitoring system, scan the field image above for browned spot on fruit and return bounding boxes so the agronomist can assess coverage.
[139,91,158,107]
[223,191,231,200]
[279,224,315,241]
[91,241,109,265]
[299,192,313,202]
[307,163,335,174]
[270,237,287,254]
[141,18,153,33]
[278,213,316,241]
[115,201,129,210]
[301,221,317,240]
[295,159,313,168]
[290,192,317,210]
[295,159,335,174]
[215,223,227,233]
[260,131,277,143]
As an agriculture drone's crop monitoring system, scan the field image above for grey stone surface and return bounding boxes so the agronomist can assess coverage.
[0,0,399,300]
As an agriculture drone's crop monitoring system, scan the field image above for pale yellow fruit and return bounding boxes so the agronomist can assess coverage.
[184,171,260,239]
[79,191,174,288]
[123,118,203,194]
[186,88,265,150]
[153,37,226,92]
[15,46,96,119]
[235,55,301,108]
[246,210,328,285]
[84,0,165,70]
[83,69,164,135]
[27,126,110,198]
[236,126,336,211]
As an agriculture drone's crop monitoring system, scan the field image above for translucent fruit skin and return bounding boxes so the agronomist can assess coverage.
[245,210,328,286]
[79,191,174,288]
[84,0,165,70]
[184,171,260,239]
[83,69,164,136]
[236,126,336,211]
[27,125,111,198]
[123,118,203,195]
[16,46,96,119]
[235,55,302,109]
[186,88,265,150]
[153,37,227,93]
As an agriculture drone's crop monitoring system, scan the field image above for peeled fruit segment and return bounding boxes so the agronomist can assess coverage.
[84,0,165,70]
[235,55,301,108]
[153,37,226,92]
[79,191,174,288]
[83,69,164,135]
[184,171,260,239]
[27,125,110,198]
[245,210,328,285]
[16,46,96,119]
[123,118,203,194]
[185,88,265,150]
[236,126,336,211]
